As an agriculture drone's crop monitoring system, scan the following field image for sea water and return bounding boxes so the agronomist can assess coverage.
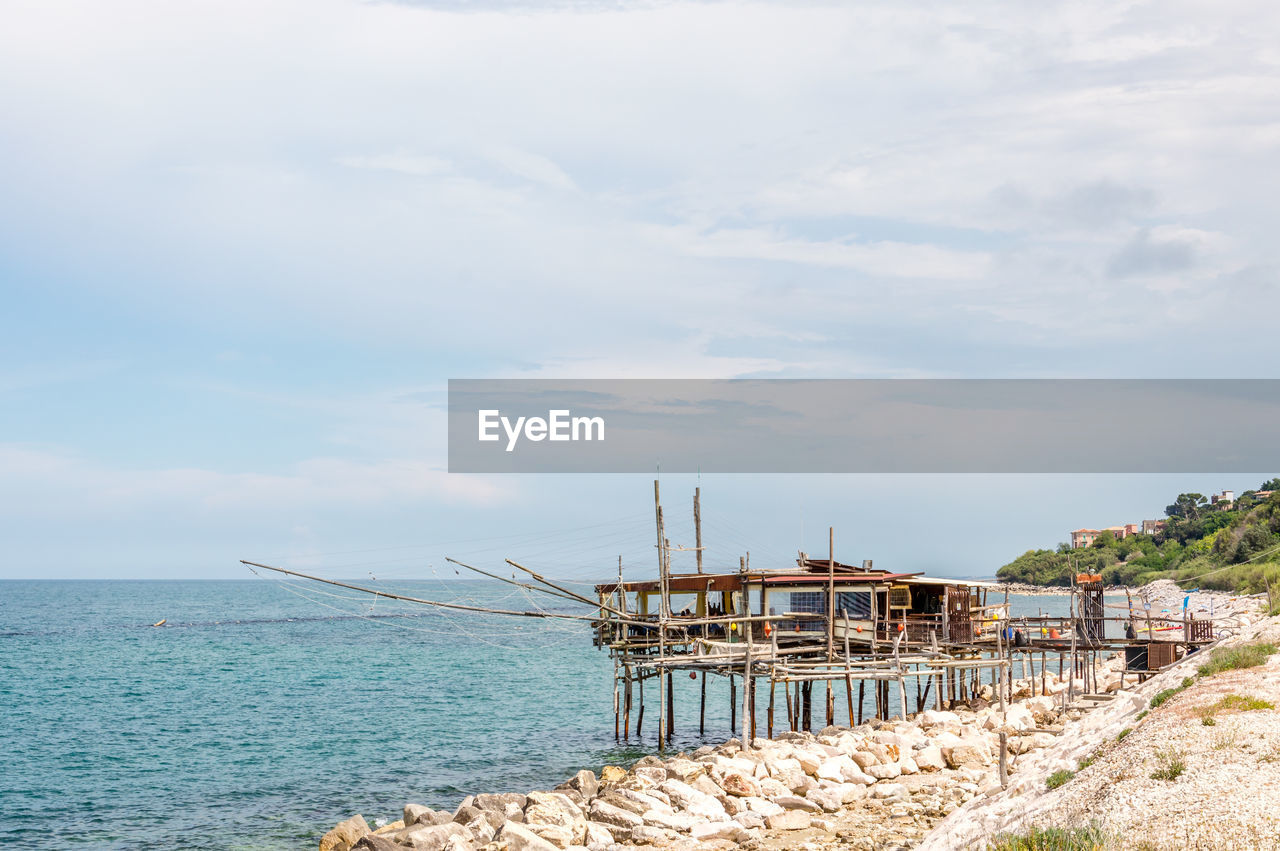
[0,581,1082,849]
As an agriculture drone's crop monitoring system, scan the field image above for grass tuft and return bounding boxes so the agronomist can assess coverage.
[1116,727,1132,742]
[1150,677,1195,709]
[1197,693,1274,725]
[1150,747,1185,781]
[1213,729,1241,750]
[1045,769,1076,790]
[1197,642,1278,678]
[988,823,1109,850]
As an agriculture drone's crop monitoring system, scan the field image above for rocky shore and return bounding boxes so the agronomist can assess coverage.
[316,640,1232,850]
[316,582,1271,851]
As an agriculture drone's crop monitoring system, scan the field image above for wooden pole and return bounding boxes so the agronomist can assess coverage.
[624,666,632,740]
[768,676,776,738]
[750,676,758,743]
[699,672,707,737]
[654,480,667,750]
[784,679,794,730]
[730,675,736,734]
[857,679,865,725]
[742,620,753,749]
[827,526,835,660]
[998,731,1008,789]
[666,671,675,744]
[843,610,855,725]
[694,487,703,574]
[637,673,645,737]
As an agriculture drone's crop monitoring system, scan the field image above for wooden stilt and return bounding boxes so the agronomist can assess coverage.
[666,671,674,744]
[768,677,776,738]
[778,675,788,731]
[750,676,758,743]
[730,675,736,734]
[699,672,707,737]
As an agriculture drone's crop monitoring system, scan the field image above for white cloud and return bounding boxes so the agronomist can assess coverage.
[0,445,509,516]
[335,153,453,177]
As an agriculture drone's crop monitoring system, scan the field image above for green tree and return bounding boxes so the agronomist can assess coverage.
[1166,493,1207,521]
[1261,478,1280,492]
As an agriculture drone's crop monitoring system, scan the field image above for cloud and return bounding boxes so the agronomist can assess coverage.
[0,445,509,517]
[482,146,577,191]
[335,153,453,177]
[1107,228,1199,278]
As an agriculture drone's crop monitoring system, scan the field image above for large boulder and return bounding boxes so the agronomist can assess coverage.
[866,762,901,780]
[523,792,587,848]
[804,788,843,813]
[565,769,599,802]
[398,822,470,851]
[944,743,990,769]
[497,822,560,851]
[765,810,811,831]
[442,834,474,851]
[915,745,945,772]
[690,821,750,843]
[758,777,792,798]
[464,816,494,845]
[658,779,727,822]
[1004,704,1035,733]
[720,772,760,797]
[919,709,960,728]
[629,824,678,845]
[599,765,627,785]
[404,805,432,828]
[770,794,821,813]
[352,837,400,851]
[743,797,784,817]
[584,822,615,849]
[665,759,705,783]
[633,766,668,786]
[474,793,527,814]
[609,787,672,815]
[587,799,644,832]
[793,749,823,776]
[319,815,370,851]
[641,808,701,832]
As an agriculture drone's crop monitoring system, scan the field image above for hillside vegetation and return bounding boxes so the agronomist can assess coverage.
[997,480,1280,595]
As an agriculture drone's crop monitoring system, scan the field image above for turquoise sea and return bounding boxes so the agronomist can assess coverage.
[0,580,1081,850]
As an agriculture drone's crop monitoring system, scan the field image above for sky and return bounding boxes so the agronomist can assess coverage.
[1,0,1277,580]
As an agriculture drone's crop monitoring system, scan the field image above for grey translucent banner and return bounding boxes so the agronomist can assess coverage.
[447,379,1280,473]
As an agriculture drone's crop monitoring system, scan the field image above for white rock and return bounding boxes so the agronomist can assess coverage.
[496,822,560,851]
[872,783,906,799]
[804,788,843,812]
[765,810,812,830]
[657,780,727,822]
[919,710,961,728]
[867,762,901,780]
[915,745,945,771]
[771,794,822,813]
[641,809,700,832]
[744,797,784,817]
[690,821,750,843]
